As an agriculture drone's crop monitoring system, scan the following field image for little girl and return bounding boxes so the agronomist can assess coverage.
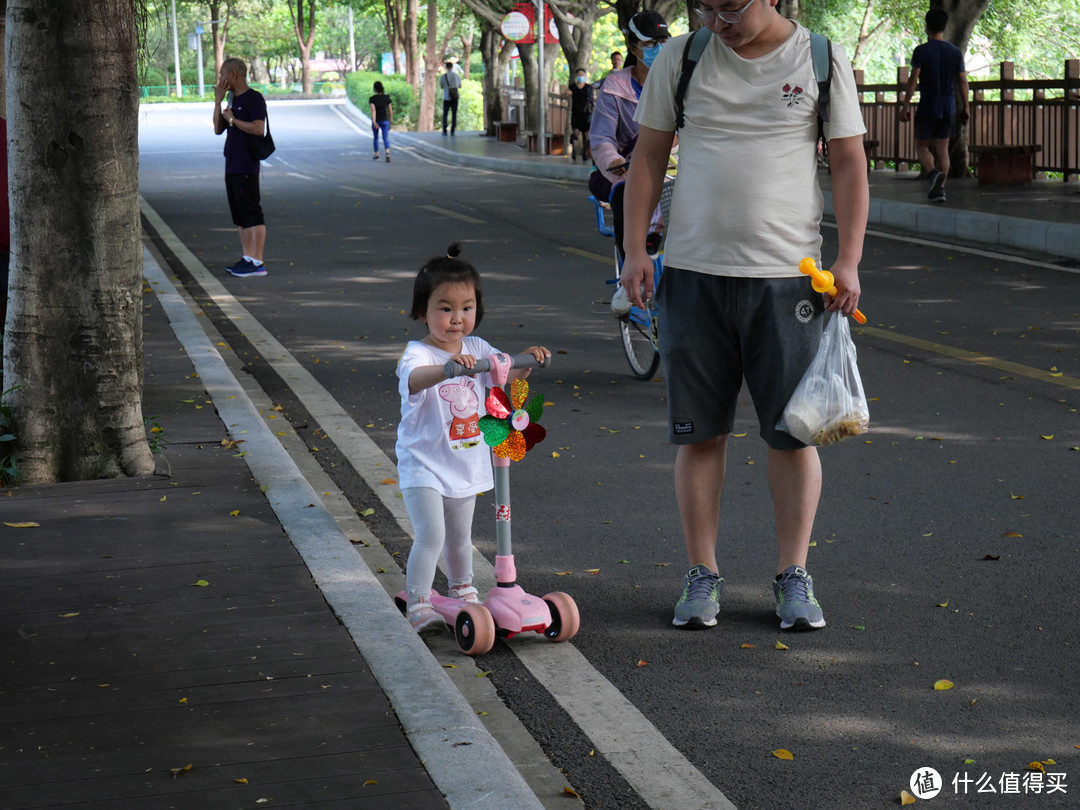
[396,242,550,635]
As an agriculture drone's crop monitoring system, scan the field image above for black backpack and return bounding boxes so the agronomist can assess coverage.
[674,27,834,138]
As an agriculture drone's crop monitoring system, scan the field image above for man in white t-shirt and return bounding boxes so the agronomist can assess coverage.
[622,0,868,632]
[439,61,463,136]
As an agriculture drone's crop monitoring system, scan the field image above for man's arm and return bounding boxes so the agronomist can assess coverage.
[900,67,920,113]
[957,72,970,122]
[822,134,868,317]
[213,77,228,135]
[229,117,265,137]
[621,124,675,308]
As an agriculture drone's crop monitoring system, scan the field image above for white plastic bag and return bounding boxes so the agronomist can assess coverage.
[777,314,869,446]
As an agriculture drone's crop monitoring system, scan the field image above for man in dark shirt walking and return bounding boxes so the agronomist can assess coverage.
[213,58,269,277]
[900,8,969,203]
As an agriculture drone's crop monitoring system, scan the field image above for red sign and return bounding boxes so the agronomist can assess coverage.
[507,3,559,45]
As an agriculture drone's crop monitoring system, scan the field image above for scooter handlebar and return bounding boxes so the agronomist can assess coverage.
[443,352,551,379]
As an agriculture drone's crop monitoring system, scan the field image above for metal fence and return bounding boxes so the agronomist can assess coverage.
[857,59,1080,181]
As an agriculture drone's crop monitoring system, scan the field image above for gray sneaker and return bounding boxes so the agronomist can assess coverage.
[672,564,723,628]
[773,565,826,630]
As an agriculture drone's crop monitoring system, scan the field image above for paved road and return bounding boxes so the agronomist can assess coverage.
[139,100,1079,809]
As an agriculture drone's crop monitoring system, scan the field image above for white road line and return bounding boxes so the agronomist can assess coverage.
[340,185,383,198]
[141,243,545,810]
[417,204,486,224]
[141,197,737,810]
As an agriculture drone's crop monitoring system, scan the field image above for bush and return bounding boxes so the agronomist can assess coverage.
[347,71,415,126]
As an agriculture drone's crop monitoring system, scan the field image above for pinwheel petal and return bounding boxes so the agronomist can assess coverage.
[524,393,545,423]
[522,423,547,451]
[485,387,511,419]
[479,415,510,447]
[509,378,528,409]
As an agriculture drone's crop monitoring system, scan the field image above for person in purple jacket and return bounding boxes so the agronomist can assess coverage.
[588,10,670,315]
[213,58,269,277]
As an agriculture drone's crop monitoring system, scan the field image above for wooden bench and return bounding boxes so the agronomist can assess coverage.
[523,131,566,155]
[969,144,1041,186]
[494,120,518,143]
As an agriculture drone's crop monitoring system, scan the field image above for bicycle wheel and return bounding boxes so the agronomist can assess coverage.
[620,306,660,380]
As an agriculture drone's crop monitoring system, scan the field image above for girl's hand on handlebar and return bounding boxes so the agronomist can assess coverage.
[448,353,478,371]
[523,346,551,364]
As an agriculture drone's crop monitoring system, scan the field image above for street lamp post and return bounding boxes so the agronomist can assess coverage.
[195,23,205,96]
[536,0,545,155]
[171,0,183,97]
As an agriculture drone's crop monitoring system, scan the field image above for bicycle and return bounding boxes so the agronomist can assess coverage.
[589,178,674,380]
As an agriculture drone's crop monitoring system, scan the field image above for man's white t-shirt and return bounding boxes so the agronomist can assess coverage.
[635,23,866,277]
[396,336,496,498]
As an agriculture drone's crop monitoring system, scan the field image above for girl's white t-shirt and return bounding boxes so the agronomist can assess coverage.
[634,24,866,277]
[395,336,496,498]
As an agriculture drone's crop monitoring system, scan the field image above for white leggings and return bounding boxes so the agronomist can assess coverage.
[402,487,476,605]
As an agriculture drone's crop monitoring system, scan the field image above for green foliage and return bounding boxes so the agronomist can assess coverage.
[347,71,416,125]
[0,387,20,485]
[145,415,168,455]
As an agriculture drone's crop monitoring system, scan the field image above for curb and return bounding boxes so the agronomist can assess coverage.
[141,240,545,810]
[337,99,1080,262]
[340,99,593,183]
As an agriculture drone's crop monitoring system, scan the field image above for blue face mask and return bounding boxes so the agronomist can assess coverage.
[640,44,663,68]
[575,76,586,84]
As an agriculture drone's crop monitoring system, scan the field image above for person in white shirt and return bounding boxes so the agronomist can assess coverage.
[439,62,463,136]
[396,242,549,635]
[621,0,869,632]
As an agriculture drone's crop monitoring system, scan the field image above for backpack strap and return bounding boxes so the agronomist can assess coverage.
[809,31,833,125]
[674,27,712,130]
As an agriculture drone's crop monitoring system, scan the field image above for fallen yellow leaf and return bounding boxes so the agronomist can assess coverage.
[585,568,601,574]
[901,789,916,805]
[1003,531,1023,538]
[552,451,560,458]
[59,612,80,618]
[363,779,378,786]
[563,787,581,798]
[235,777,248,784]
[741,643,756,649]
[775,641,789,650]
[380,478,397,485]
[1029,761,1046,773]
[359,508,375,517]
[937,599,950,608]
[636,660,649,667]
[4,522,40,528]
[772,749,794,760]
[229,510,240,517]
[554,571,572,576]
[1040,434,1054,440]
[934,679,954,690]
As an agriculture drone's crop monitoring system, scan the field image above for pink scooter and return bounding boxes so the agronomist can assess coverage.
[396,352,580,656]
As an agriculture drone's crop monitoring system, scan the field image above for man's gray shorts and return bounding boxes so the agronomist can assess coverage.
[656,268,824,450]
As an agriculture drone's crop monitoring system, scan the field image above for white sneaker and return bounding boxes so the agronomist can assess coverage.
[611,285,632,318]
[407,601,446,636]
[448,585,481,603]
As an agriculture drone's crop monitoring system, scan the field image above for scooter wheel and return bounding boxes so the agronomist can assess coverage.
[393,595,407,614]
[455,604,496,656]
[541,591,580,642]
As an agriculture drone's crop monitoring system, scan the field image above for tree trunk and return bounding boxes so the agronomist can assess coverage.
[383,0,405,74]
[290,0,317,96]
[208,1,232,77]
[4,0,153,482]
[418,0,438,131]
[933,0,988,177]
[479,24,512,135]
[405,0,419,87]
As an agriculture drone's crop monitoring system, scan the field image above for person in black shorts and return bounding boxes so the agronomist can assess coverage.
[369,81,393,163]
[213,58,268,277]
[567,68,592,162]
[899,8,969,203]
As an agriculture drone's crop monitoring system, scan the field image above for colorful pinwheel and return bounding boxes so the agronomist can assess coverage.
[478,378,546,461]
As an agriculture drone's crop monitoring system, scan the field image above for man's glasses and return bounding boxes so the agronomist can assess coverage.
[694,0,757,24]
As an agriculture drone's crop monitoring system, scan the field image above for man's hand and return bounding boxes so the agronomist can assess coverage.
[826,258,862,318]
[214,75,228,104]
[620,247,654,309]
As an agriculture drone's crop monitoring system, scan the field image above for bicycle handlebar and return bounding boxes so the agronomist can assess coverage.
[443,353,551,379]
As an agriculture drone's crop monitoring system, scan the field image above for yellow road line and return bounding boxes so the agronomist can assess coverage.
[858,326,1080,390]
[417,204,485,224]
[559,245,612,264]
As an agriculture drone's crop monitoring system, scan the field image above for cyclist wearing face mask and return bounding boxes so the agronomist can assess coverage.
[588,10,670,267]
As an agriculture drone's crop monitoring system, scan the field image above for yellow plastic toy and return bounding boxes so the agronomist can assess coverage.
[798,257,867,324]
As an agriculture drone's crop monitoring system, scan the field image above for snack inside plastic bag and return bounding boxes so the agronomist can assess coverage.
[777,313,869,446]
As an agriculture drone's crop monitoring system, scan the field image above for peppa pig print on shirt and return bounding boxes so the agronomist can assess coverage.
[438,378,482,450]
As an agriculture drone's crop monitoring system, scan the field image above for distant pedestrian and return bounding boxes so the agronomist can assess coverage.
[439,62,462,136]
[213,58,269,277]
[395,242,550,635]
[610,51,623,72]
[369,81,393,163]
[567,68,592,162]
[899,8,969,203]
